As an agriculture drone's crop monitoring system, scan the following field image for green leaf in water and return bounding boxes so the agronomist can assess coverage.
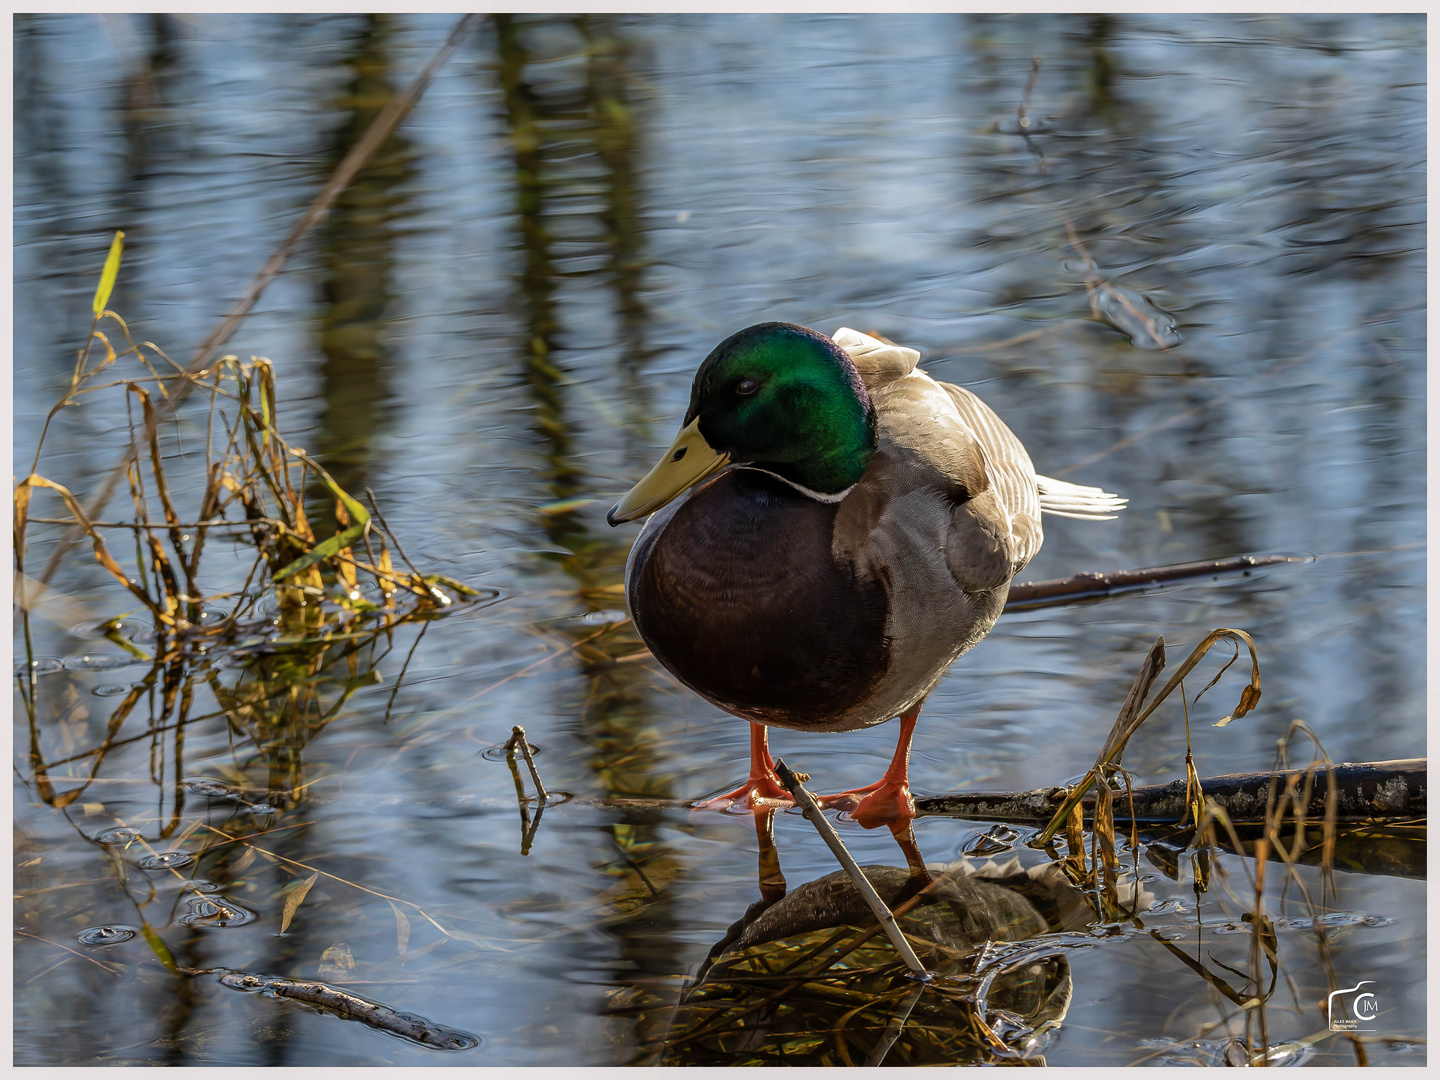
[271,460,370,582]
[272,523,366,583]
[140,918,178,974]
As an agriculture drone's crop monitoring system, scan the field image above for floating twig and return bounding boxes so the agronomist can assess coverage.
[773,759,930,980]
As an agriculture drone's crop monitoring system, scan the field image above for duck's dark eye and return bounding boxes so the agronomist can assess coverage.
[736,378,759,396]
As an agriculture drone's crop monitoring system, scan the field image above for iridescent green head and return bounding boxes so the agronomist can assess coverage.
[608,322,876,525]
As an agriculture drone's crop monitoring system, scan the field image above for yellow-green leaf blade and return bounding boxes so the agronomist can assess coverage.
[92,231,125,315]
[271,523,365,583]
[140,918,178,974]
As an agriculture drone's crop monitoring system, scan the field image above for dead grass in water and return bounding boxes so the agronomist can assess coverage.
[14,236,490,849]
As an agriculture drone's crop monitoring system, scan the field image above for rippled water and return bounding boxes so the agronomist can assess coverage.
[14,14,1425,1067]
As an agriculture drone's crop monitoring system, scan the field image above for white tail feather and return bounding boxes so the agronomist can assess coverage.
[1036,475,1127,520]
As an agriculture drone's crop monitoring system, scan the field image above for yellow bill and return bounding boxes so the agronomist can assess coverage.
[607,417,729,525]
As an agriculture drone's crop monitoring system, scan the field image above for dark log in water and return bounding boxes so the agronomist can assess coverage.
[914,758,1425,824]
[181,968,480,1050]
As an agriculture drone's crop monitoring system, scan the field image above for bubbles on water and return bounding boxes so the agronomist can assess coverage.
[63,654,139,672]
[184,777,241,799]
[220,650,259,670]
[1145,897,1189,916]
[93,683,138,697]
[481,741,544,762]
[71,619,147,641]
[1274,911,1394,931]
[179,894,257,928]
[247,804,277,817]
[332,581,383,606]
[15,657,63,676]
[94,827,141,845]
[77,925,138,946]
[1139,1037,1313,1068]
[581,609,628,625]
[961,824,1019,857]
[138,851,194,870]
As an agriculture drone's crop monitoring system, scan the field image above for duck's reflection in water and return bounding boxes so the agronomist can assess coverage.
[650,823,1114,1066]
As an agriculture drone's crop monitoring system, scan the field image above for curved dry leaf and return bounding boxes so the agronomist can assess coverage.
[280,871,319,935]
[389,900,411,956]
[18,474,168,622]
[91,329,117,367]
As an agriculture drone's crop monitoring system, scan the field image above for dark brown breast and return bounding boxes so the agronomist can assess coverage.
[629,468,891,728]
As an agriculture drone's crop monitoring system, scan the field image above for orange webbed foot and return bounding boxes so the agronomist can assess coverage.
[690,770,795,814]
[817,776,915,828]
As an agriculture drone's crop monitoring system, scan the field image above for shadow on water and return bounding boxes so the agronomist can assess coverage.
[494,12,687,1040]
[308,14,414,531]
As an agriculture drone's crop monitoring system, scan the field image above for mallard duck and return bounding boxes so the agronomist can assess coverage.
[607,322,1124,825]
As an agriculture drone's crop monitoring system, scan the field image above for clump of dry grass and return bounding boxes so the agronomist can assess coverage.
[1030,629,1383,1066]
[15,234,476,648]
[14,234,489,814]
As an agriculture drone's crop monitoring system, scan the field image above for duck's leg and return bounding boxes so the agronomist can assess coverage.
[690,722,794,812]
[755,807,788,902]
[816,701,922,827]
[888,820,933,884]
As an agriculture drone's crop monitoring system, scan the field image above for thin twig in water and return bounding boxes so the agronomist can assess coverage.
[862,979,926,1066]
[194,824,450,935]
[1003,553,1311,613]
[506,725,550,804]
[1016,54,1047,171]
[179,967,479,1050]
[944,319,1086,354]
[773,759,931,981]
[15,930,124,977]
[364,486,442,600]
[382,620,430,726]
[504,750,538,855]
